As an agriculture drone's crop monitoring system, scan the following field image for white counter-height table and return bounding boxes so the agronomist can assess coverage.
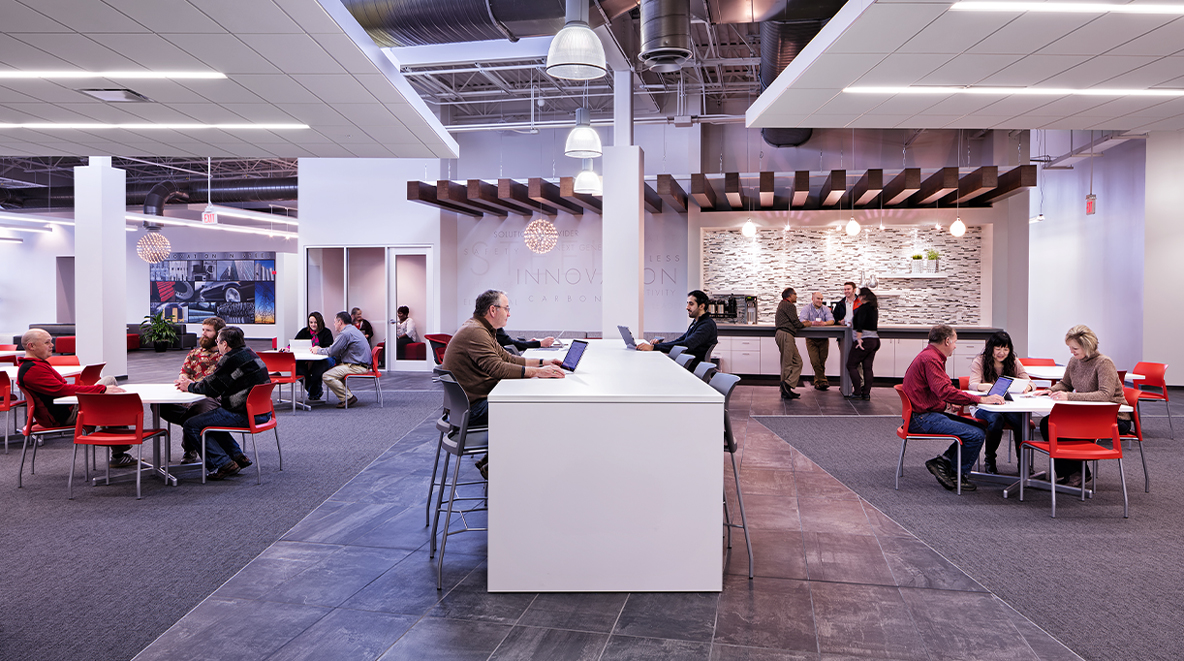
[486,339,725,592]
[1024,364,1144,383]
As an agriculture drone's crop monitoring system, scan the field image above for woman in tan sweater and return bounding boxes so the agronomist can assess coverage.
[970,331,1031,474]
[1037,325,1130,487]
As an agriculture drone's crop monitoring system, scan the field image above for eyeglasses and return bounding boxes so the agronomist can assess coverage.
[494,305,511,313]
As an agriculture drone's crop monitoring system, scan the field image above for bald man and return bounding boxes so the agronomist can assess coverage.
[800,291,835,390]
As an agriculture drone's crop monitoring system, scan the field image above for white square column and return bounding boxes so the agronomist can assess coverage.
[1144,131,1184,383]
[74,157,127,378]
[601,146,645,339]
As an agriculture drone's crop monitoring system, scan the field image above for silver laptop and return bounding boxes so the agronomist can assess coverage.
[288,338,312,352]
[618,325,639,349]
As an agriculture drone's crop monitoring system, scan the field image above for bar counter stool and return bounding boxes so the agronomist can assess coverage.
[709,371,753,579]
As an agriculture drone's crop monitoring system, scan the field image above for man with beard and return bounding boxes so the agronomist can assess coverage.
[160,316,225,464]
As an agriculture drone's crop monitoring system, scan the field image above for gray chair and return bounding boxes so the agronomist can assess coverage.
[709,371,753,579]
[668,345,686,360]
[693,362,718,382]
[426,368,488,525]
[429,373,490,589]
[675,353,695,369]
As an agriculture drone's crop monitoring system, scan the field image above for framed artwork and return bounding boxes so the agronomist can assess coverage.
[150,251,277,324]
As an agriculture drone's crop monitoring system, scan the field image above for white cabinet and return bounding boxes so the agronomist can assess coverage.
[760,337,781,375]
[892,339,927,377]
[948,339,984,379]
[732,349,762,374]
[712,336,732,373]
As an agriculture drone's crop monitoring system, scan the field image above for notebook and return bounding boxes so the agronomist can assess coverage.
[560,339,589,372]
[288,339,312,352]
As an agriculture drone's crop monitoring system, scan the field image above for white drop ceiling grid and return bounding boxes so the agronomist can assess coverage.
[747,0,1184,131]
[0,0,459,158]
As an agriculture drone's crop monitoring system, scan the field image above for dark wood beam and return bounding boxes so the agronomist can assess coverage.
[880,168,921,206]
[498,178,556,216]
[724,172,743,209]
[791,171,810,208]
[407,181,481,217]
[559,177,603,213]
[759,171,775,208]
[656,174,687,213]
[437,180,504,216]
[819,170,846,207]
[939,166,998,206]
[529,178,584,215]
[644,183,663,214]
[975,165,1038,204]
[468,179,533,215]
[844,169,883,208]
[907,167,960,206]
[690,173,717,210]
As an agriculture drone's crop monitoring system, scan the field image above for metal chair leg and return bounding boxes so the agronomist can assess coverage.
[429,452,452,557]
[1049,456,1057,518]
[274,428,282,471]
[895,438,907,489]
[426,431,445,526]
[68,444,78,499]
[1118,457,1128,518]
[436,455,463,591]
[729,451,753,579]
[246,432,261,485]
[1137,441,1149,492]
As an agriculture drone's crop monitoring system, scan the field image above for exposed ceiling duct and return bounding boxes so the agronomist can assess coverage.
[143,181,190,216]
[8,177,298,211]
[639,0,692,73]
[758,18,826,148]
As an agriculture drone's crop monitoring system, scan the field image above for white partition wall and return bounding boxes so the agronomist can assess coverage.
[1144,131,1184,384]
[307,247,345,319]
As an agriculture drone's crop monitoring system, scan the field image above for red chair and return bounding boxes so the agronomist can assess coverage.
[0,343,18,365]
[18,416,73,488]
[344,345,384,408]
[259,351,304,413]
[1122,387,1150,493]
[1019,402,1127,518]
[1132,362,1172,439]
[894,384,968,495]
[47,355,80,366]
[1,371,26,453]
[198,382,280,485]
[424,334,452,366]
[1019,357,1058,388]
[71,393,167,500]
[77,363,106,387]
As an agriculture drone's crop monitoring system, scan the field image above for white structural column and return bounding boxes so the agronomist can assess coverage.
[991,130,1029,356]
[602,70,644,339]
[74,157,128,378]
[1144,131,1184,385]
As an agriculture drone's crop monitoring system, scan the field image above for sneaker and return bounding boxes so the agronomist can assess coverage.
[959,475,977,491]
[206,460,240,481]
[181,450,201,465]
[233,453,253,468]
[925,457,958,491]
[109,453,137,469]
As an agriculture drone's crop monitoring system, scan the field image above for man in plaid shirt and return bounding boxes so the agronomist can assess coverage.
[160,317,224,464]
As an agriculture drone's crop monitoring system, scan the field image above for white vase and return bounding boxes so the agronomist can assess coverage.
[911,260,922,273]
[926,258,939,273]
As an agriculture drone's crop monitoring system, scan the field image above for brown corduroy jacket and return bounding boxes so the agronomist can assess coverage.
[442,316,529,403]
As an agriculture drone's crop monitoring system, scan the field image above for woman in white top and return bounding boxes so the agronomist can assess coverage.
[970,331,1032,474]
[395,305,419,359]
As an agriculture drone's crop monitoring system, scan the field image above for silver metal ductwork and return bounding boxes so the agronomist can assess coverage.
[341,0,567,46]
[639,0,691,73]
[143,181,190,216]
[10,177,298,210]
[759,18,825,148]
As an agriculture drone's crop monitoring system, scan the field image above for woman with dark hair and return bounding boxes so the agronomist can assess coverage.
[845,287,879,401]
[295,311,335,400]
[970,331,1031,474]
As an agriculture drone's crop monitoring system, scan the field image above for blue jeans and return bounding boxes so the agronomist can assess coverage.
[909,411,986,476]
[974,409,1024,462]
[183,406,271,471]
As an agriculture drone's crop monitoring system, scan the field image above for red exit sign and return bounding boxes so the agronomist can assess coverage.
[1085,194,1097,215]
[201,211,218,224]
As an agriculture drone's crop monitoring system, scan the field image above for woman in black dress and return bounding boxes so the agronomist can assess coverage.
[845,288,879,401]
[295,311,334,400]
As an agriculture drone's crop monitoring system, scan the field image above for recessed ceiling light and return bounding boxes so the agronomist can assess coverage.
[844,86,1184,97]
[78,88,153,103]
[0,71,226,79]
[0,123,309,130]
[951,2,1184,14]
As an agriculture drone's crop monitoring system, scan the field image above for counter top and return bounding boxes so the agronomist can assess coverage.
[716,324,1002,339]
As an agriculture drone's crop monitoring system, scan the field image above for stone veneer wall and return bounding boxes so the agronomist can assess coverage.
[702,226,983,325]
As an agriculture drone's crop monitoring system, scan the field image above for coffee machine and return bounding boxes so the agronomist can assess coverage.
[708,292,759,324]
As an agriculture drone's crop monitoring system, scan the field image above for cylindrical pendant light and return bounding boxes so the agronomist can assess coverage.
[545,0,607,80]
[565,107,601,158]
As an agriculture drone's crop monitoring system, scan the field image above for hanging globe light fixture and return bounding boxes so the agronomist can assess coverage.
[741,219,757,238]
[136,223,171,263]
[845,216,861,237]
[950,216,966,237]
[524,217,559,254]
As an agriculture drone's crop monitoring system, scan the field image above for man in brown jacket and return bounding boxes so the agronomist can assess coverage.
[775,287,806,400]
[442,289,565,427]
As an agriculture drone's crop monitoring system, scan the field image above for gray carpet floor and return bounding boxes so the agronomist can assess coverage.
[0,347,443,661]
[756,405,1184,661]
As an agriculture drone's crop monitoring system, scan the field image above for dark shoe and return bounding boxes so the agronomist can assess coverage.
[984,458,998,475]
[109,453,137,469]
[181,450,200,465]
[233,453,253,468]
[206,460,240,481]
[844,393,862,400]
[336,395,359,409]
[307,392,323,401]
[815,384,829,391]
[860,394,871,400]
[477,460,489,480]
[959,475,977,491]
[1058,472,1084,488]
[926,457,957,491]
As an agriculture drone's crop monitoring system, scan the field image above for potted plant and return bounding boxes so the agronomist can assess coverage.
[924,247,940,273]
[141,312,178,352]
[910,253,923,273]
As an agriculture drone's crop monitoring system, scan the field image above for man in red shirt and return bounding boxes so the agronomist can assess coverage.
[902,324,1003,491]
[17,329,131,466]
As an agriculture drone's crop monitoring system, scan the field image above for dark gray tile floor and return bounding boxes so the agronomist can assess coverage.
[134,383,1083,661]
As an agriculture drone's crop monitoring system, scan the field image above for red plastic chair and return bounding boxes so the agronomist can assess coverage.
[1,371,27,453]
[1121,387,1150,493]
[71,393,167,500]
[894,384,967,495]
[1019,357,1058,388]
[1132,362,1172,439]
[259,351,304,414]
[424,334,452,366]
[0,343,17,365]
[18,415,73,487]
[47,355,81,366]
[344,345,384,408]
[198,382,280,485]
[1019,402,1127,518]
[77,363,106,387]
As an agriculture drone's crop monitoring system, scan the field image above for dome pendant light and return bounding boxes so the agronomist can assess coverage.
[950,216,966,237]
[565,107,601,158]
[845,215,861,237]
[136,223,171,263]
[546,0,607,80]
[573,158,602,195]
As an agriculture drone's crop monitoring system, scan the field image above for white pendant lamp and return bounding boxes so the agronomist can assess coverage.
[845,216,861,237]
[950,216,966,237]
[741,219,757,238]
[573,158,602,195]
[565,107,601,158]
[546,0,607,80]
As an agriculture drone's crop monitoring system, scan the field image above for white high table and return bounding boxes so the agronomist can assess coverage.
[1024,365,1144,382]
[487,339,724,593]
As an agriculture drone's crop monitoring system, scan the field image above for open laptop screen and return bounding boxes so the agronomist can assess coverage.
[560,339,589,371]
[617,325,637,349]
[986,376,1014,399]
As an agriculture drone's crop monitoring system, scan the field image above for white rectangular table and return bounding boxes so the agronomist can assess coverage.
[56,384,205,486]
[261,350,329,411]
[3,364,83,380]
[1024,365,1144,382]
[486,339,724,592]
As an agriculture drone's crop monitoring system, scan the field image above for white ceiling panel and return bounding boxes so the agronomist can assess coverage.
[0,34,75,69]
[789,54,888,90]
[354,74,415,104]
[0,0,71,32]
[108,80,212,104]
[272,0,340,34]
[163,34,284,74]
[230,75,322,104]
[313,32,377,72]
[1103,56,1184,87]
[854,53,952,86]
[1038,15,1168,56]
[1131,116,1184,130]
[53,102,153,123]
[1039,56,1160,88]
[291,74,375,104]
[0,82,90,104]
[915,54,1026,86]
[0,84,48,104]
[12,34,142,70]
[899,12,1016,54]
[186,0,305,34]
[301,143,356,157]
[331,103,398,126]
[344,144,395,158]
[23,0,148,33]
[275,103,349,125]
[86,34,214,70]
[1070,97,1171,116]
[826,3,947,54]
[967,14,1097,54]
[180,79,268,104]
[812,94,890,117]
[219,104,301,123]
[861,94,944,115]
[102,0,228,33]
[160,103,255,123]
[917,94,1011,116]
[1107,17,1184,56]
[978,54,1093,86]
[238,34,347,75]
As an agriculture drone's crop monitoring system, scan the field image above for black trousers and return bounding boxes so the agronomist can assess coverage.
[846,337,880,397]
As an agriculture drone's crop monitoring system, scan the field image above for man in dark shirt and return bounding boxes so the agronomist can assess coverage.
[902,324,1003,492]
[495,328,557,353]
[637,290,718,370]
[775,287,806,400]
[176,326,271,480]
